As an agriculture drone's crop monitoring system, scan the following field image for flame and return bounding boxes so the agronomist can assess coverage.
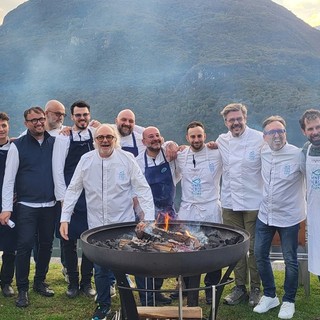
[185,230,196,239]
[164,213,170,231]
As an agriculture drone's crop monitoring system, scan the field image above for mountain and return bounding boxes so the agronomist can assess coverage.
[0,0,319,144]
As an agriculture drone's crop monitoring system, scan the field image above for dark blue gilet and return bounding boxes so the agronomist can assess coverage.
[13,130,55,203]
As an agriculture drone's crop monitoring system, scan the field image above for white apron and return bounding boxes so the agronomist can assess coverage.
[177,147,222,223]
[306,144,320,275]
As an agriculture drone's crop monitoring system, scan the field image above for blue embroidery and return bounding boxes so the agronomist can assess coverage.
[118,171,125,181]
[283,165,291,176]
[311,169,320,190]
[192,177,201,195]
[161,167,167,174]
[248,150,255,161]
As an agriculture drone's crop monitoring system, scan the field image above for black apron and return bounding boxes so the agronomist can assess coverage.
[122,132,139,157]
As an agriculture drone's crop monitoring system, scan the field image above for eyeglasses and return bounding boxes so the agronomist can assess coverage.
[26,117,46,125]
[73,113,90,119]
[49,111,66,117]
[225,117,244,124]
[95,135,115,142]
[263,129,286,136]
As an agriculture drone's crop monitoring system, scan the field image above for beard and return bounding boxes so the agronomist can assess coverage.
[308,135,320,146]
[118,124,133,137]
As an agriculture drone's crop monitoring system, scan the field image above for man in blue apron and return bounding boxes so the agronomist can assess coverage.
[135,126,181,306]
[0,112,16,298]
[53,100,95,299]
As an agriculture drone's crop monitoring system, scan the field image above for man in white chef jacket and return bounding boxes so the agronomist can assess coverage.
[253,115,306,320]
[59,123,154,320]
[217,103,263,307]
[299,109,320,280]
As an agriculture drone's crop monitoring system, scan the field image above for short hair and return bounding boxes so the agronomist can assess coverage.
[186,121,205,132]
[70,100,91,115]
[220,103,248,119]
[299,109,320,130]
[0,112,9,121]
[23,106,45,120]
[94,124,120,149]
[262,115,286,129]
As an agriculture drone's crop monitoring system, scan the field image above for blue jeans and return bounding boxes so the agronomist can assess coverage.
[93,264,112,308]
[254,218,299,303]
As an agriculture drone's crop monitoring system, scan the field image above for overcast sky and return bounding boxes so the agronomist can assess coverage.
[0,0,320,27]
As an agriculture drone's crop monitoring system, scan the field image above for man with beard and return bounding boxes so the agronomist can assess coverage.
[59,123,154,320]
[175,121,222,305]
[44,100,67,135]
[115,109,145,157]
[299,109,320,281]
[253,116,305,319]
[217,103,263,307]
[134,126,181,306]
[0,107,57,307]
[53,100,95,299]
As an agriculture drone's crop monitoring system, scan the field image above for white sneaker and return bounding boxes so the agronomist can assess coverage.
[110,284,116,298]
[253,295,280,314]
[278,302,295,319]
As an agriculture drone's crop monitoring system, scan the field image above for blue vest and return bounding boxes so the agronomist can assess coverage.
[14,130,55,203]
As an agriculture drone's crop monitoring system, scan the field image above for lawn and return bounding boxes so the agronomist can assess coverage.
[0,261,320,320]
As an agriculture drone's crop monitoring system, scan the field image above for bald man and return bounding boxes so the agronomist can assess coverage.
[44,100,67,136]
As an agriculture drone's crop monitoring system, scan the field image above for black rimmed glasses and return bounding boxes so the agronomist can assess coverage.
[95,135,115,142]
[263,129,286,136]
[49,111,67,117]
[26,117,46,125]
[225,117,244,124]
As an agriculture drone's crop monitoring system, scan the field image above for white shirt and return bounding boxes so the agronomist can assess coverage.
[175,146,222,223]
[60,148,155,228]
[217,126,264,211]
[52,128,95,201]
[259,143,306,227]
[135,148,181,186]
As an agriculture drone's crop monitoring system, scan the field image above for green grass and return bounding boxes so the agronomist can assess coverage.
[0,262,320,319]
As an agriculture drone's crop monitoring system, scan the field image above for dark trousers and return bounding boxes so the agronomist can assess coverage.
[1,251,16,286]
[135,276,164,306]
[15,204,56,291]
[61,238,93,287]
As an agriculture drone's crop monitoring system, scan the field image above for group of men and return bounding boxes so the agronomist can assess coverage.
[0,100,319,320]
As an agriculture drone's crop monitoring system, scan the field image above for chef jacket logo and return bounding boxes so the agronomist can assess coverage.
[283,165,291,176]
[248,150,256,161]
[209,162,215,173]
[311,169,320,190]
[192,177,201,195]
[118,170,125,181]
[161,167,167,174]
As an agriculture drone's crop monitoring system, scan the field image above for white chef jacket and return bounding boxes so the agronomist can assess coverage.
[217,126,264,211]
[135,148,181,186]
[305,144,320,275]
[259,143,306,227]
[52,128,95,201]
[175,146,222,223]
[60,148,155,229]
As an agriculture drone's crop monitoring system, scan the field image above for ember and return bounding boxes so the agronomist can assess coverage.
[89,221,243,253]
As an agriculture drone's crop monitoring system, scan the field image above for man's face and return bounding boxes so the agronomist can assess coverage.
[0,119,9,142]
[45,104,66,130]
[116,111,135,137]
[24,111,46,137]
[71,106,90,130]
[302,117,320,146]
[186,126,206,152]
[95,126,116,158]
[263,121,286,151]
[143,127,162,153]
[224,110,247,137]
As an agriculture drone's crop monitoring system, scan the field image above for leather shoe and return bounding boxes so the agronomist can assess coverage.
[80,283,96,298]
[2,284,15,297]
[33,282,54,297]
[16,290,29,308]
[155,293,172,305]
[66,285,80,298]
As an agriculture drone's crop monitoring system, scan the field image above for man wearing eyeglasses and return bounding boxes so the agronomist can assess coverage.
[0,107,57,307]
[253,116,305,319]
[217,103,263,307]
[44,100,67,135]
[60,123,154,320]
[53,100,95,299]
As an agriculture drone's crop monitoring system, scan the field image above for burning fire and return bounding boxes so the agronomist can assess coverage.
[164,213,170,231]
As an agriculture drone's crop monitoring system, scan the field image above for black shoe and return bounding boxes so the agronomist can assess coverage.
[2,284,15,297]
[91,305,110,320]
[66,285,80,298]
[155,293,172,305]
[170,291,187,299]
[33,282,54,297]
[81,283,96,298]
[16,290,29,308]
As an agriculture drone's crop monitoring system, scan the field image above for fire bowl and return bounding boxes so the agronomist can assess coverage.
[80,221,250,278]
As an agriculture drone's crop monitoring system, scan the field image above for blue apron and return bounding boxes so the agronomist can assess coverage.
[0,147,17,251]
[144,148,176,220]
[63,130,94,239]
[122,132,139,157]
